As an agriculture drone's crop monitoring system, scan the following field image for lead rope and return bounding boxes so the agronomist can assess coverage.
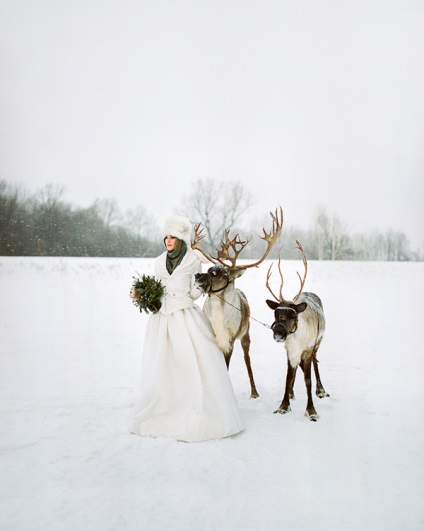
[208,292,272,329]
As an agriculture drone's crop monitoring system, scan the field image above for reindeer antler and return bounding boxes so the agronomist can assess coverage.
[191,206,283,270]
[266,239,308,302]
[293,240,308,301]
[192,225,251,268]
[212,230,251,268]
[191,222,218,264]
[231,206,284,270]
[266,256,284,302]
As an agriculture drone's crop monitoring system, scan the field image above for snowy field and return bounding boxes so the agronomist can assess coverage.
[1,256,423,531]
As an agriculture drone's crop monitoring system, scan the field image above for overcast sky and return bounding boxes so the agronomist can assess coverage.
[1,0,423,247]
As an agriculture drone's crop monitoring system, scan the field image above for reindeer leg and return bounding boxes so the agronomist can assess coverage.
[289,370,296,400]
[302,358,319,421]
[275,360,296,414]
[240,330,259,399]
[312,351,330,398]
[311,339,329,398]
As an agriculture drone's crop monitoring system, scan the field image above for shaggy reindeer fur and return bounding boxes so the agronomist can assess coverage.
[267,291,330,420]
[195,265,259,399]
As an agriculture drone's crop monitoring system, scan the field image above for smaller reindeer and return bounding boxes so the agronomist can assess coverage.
[192,207,283,399]
[266,241,329,420]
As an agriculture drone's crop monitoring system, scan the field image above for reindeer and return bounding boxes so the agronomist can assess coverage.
[265,241,330,420]
[192,207,283,399]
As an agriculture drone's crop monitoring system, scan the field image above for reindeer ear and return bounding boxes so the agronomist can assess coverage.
[266,299,279,310]
[229,268,246,280]
[295,302,307,313]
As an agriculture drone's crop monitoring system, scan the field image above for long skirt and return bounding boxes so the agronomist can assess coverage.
[132,306,244,442]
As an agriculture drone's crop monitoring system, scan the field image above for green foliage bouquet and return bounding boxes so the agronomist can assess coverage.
[130,273,165,314]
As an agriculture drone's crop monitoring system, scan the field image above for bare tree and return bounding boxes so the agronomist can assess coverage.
[32,184,71,255]
[125,205,147,235]
[0,180,22,227]
[386,230,410,261]
[181,178,252,251]
[36,183,65,209]
[0,180,27,254]
[350,229,412,261]
[93,198,122,228]
[314,207,352,260]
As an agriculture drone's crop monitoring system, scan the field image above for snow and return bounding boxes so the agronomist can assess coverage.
[1,256,423,531]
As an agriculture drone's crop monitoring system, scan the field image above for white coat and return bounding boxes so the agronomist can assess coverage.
[132,248,244,442]
[155,249,203,315]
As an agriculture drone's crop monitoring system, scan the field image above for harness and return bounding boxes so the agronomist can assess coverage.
[208,280,231,294]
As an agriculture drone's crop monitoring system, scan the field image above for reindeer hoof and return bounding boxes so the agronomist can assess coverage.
[305,411,319,421]
[250,391,259,399]
[316,390,330,399]
[274,405,291,414]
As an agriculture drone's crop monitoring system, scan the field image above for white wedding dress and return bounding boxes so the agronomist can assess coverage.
[132,249,244,442]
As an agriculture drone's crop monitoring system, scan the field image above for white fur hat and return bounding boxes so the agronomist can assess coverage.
[162,215,193,245]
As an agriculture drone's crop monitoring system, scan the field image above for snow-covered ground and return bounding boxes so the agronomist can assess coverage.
[1,256,423,531]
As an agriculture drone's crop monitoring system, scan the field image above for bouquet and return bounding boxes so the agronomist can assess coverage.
[130,273,164,314]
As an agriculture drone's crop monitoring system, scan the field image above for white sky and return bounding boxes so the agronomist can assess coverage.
[1,0,423,247]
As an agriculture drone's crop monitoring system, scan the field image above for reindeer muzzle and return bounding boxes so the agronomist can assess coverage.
[271,322,288,343]
[194,272,212,293]
[271,318,298,342]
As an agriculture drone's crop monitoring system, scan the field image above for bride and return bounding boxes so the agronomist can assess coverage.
[131,214,244,442]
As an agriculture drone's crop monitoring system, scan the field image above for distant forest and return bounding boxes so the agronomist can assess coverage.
[0,179,422,261]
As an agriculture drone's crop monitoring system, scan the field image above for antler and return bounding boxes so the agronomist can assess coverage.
[293,240,308,301]
[191,207,283,269]
[266,239,308,302]
[211,230,251,268]
[191,222,218,264]
[231,206,284,270]
[266,252,285,301]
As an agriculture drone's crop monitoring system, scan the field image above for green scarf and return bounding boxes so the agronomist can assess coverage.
[166,239,187,274]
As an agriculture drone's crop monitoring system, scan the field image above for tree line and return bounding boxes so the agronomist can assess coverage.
[0,179,421,260]
[0,180,162,257]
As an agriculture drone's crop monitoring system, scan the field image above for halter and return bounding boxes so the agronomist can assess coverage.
[271,320,298,335]
[208,279,231,295]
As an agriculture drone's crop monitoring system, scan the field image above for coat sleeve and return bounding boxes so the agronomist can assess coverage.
[189,255,204,301]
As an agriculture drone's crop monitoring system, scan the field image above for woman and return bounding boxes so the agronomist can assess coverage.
[131,214,244,442]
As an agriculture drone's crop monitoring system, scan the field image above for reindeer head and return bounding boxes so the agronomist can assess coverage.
[192,208,283,295]
[266,299,307,342]
[195,264,246,295]
[266,240,308,343]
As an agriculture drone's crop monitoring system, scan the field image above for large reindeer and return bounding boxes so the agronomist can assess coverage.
[192,207,283,399]
[265,241,330,420]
